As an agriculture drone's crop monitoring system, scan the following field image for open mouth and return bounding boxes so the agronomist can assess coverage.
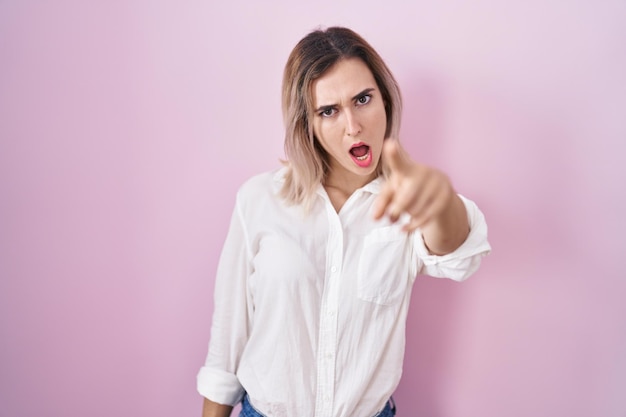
[349,143,372,167]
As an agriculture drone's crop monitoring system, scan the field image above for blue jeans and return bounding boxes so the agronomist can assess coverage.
[240,395,396,417]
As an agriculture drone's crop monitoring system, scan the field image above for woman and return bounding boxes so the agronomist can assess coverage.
[197,26,490,417]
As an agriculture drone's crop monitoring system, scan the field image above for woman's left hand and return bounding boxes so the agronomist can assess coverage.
[372,139,456,233]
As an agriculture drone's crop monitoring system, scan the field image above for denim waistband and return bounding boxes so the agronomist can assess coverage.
[240,394,396,417]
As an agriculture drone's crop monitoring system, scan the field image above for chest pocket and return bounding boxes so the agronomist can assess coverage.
[357,226,412,305]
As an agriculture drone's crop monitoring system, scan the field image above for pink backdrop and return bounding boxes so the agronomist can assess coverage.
[1,1,624,416]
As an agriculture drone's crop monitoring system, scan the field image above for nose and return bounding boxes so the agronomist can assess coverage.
[344,110,362,137]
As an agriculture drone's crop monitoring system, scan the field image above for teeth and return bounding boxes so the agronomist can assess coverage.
[355,149,369,161]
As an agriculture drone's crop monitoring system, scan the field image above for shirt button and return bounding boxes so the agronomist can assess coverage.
[331,266,337,273]
[328,310,335,317]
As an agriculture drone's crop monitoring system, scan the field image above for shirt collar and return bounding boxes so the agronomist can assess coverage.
[272,166,288,184]
[361,176,383,194]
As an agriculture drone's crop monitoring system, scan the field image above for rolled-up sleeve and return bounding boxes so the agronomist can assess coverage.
[413,194,491,281]
[197,196,252,405]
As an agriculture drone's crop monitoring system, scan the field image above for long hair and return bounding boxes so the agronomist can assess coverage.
[280,26,402,209]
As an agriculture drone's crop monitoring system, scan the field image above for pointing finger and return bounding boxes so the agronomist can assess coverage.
[382,139,409,174]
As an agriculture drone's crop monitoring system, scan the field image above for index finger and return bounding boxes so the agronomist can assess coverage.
[382,139,410,174]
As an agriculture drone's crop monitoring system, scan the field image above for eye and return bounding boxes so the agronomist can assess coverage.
[320,108,337,117]
[356,94,372,105]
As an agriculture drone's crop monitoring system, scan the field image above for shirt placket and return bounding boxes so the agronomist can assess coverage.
[314,202,343,417]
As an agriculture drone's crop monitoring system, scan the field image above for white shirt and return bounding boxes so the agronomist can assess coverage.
[197,168,491,417]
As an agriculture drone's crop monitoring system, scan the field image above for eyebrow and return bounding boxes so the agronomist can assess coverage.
[314,88,376,113]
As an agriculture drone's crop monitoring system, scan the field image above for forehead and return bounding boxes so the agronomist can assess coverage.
[311,58,377,106]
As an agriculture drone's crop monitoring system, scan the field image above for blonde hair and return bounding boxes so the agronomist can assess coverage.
[280,26,402,209]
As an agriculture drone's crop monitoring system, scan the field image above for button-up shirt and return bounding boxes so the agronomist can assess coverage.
[197,168,491,417]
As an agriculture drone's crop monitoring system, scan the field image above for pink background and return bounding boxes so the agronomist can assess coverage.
[1,1,624,416]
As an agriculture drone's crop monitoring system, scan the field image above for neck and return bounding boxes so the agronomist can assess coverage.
[323,169,378,213]
[324,173,375,196]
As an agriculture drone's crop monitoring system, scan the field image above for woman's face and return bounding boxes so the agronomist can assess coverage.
[311,58,387,188]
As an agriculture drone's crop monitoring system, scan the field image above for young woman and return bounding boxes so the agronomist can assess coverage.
[197,26,490,417]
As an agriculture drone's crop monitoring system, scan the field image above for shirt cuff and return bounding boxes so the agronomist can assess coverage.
[414,194,491,281]
[197,366,245,406]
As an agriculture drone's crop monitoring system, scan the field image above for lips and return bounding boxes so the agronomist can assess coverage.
[349,142,372,167]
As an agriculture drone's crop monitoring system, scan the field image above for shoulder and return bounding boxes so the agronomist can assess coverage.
[235,167,287,208]
[237,167,285,196]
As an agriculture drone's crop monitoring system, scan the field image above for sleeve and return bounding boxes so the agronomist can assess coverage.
[411,194,491,281]
[197,196,252,405]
